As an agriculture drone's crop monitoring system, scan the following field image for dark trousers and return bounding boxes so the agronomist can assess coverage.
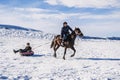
[16,49,27,53]
[63,34,69,41]
[63,34,71,42]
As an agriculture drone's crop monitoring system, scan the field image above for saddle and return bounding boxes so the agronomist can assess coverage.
[54,34,72,47]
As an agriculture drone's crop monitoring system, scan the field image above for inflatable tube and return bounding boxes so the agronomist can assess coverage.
[20,51,34,56]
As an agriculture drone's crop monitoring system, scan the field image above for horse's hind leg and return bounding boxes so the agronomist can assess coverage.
[54,45,60,58]
[71,46,76,57]
[50,40,54,48]
[53,45,57,57]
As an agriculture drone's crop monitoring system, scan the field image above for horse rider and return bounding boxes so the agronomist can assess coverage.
[61,22,73,45]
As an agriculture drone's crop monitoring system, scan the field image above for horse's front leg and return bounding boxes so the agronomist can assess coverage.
[63,47,67,60]
[71,46,76,57]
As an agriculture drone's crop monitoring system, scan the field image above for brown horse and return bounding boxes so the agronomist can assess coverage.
[51,28,83,60]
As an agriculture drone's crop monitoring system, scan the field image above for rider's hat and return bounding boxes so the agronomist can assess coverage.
[63,22,67,24]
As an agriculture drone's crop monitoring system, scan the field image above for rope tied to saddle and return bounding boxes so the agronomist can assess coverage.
[32,42,51,50]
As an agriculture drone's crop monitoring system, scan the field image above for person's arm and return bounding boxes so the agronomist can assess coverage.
[68,26,73,32]
[61,27,64,38]
[24,46,28,50]
[30,46,32,50]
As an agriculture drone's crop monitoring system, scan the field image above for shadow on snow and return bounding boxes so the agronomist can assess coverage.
[29,54,45,57]
[76,58,120,61]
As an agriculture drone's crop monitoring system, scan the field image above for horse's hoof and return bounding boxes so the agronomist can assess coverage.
[63,57,65,60]
[54,55,56,58]
[54,54,56,57]
[71,54,75,57]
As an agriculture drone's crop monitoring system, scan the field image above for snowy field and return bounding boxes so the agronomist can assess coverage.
[0,36,120,80]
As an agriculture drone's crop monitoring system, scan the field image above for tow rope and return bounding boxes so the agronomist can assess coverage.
[33,42,51,50]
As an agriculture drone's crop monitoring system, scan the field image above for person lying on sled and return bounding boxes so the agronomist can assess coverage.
[13,43,32,53]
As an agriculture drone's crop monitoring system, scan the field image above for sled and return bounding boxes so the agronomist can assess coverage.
[20,51,34,56]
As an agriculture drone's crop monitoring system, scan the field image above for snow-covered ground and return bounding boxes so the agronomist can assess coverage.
[0,25,120,80]
[0,36,120,80]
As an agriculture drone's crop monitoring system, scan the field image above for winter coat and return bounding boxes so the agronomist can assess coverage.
[61,25,73,38]
[24,46,32,52]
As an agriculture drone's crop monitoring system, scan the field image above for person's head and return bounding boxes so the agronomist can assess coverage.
[27,43,30,46]
[63,22,67,27]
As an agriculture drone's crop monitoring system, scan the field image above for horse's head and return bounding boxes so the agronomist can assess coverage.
[71,31,76,39]
[74,27,83,37]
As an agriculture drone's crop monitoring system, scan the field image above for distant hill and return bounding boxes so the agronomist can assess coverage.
[107,37,120,40]
[83,36,120,40]
[0,24,40,32]
[0,24,119,40]
[83,36,106,40]
[0,24,54,39]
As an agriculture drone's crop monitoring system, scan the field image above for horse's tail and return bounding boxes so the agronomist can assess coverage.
[50,40,54,48]
[50,35,60,48]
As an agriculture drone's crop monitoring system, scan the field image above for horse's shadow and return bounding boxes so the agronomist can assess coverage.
[76,58,120,61]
